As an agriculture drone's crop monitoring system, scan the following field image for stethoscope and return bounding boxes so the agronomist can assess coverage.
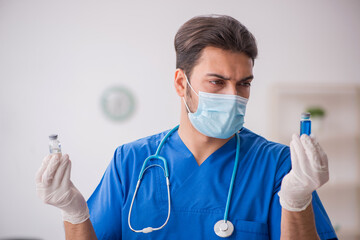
[128,125,241,238]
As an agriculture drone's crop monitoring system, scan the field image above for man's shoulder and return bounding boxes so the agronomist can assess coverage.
[241,128,291,171]
[241,127,289,153]
[115,128,172,155]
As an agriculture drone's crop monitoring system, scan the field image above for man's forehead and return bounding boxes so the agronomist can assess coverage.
[198,47,252,66]
[193,47,253,77]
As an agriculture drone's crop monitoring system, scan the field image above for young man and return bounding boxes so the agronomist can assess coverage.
[36,15,338,239]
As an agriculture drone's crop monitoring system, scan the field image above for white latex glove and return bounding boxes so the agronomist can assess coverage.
[278,134,329,212]
[35,154,90,224]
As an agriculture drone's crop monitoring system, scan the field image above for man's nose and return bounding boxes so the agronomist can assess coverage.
[224,84,238,95]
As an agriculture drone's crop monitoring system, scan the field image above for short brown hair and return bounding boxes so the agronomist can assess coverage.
[174,15,258,78]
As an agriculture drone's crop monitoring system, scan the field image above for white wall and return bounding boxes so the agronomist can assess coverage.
[0,0,359,239]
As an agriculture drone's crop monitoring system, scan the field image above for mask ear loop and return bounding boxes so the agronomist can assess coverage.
[182,97,191,113]
[182,73,199,113]
[184,74,199,97]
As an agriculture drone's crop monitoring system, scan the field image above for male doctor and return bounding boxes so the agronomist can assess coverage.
[36,15,338,239]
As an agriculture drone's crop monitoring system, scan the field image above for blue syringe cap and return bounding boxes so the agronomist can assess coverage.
[301,112,311,119]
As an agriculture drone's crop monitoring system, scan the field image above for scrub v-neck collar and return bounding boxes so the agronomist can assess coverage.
[173,130,237,167]
[165,130,238,195]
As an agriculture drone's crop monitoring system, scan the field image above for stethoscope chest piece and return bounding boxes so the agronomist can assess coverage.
[214,220,234,238]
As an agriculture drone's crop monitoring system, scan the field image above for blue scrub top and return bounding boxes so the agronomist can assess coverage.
[87,127,338,240]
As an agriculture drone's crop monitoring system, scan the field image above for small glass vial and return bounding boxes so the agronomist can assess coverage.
[49,134,62,154]
[300,112,311,136]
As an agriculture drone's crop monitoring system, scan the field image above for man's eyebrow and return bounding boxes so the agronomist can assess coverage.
[206,73,254,81]
[241,75,254,81]
[206,73,231,80]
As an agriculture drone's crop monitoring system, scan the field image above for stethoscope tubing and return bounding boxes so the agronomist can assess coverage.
[128,125,240,237]
[224,133,240,222]
[128,177,171,233]
[128,126,179,233]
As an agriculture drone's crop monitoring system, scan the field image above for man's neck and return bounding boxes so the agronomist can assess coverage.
[178,112,232,166]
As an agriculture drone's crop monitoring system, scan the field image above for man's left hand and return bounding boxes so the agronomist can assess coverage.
[278,134,329,212]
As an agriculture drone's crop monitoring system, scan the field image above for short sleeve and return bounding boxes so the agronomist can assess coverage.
[312,191,338,240]
[87,147,124,240]
[268,146,291,239]
[268,146,338,240]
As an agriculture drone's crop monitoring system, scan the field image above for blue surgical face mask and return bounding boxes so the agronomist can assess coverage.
[182,74,248,139]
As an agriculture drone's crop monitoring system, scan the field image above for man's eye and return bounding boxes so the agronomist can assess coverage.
[210,80,224,85]
[239,82,251,87]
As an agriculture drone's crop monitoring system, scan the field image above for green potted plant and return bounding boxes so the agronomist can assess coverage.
[305,106,326,135]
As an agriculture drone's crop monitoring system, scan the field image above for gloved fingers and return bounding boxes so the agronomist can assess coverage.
[291,134,315,184]
[310,136,328,169]
[301,135,329,187]
[310,136,329,183]
[300,134,320,169]
[53,154,71,187]
[290,140,301,171]
[41,155,61,186]
[301,135,328,171]
[291,134,309,171]
[289,142,304,183]
[61,159,73,189]
[35,155,52,183]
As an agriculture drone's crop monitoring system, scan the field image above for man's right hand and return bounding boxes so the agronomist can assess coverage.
[35,154,90,224]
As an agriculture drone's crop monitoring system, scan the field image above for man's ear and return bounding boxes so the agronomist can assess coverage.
[174,68,186,97]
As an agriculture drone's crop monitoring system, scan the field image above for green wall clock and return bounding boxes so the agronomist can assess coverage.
[101,86,136,122]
